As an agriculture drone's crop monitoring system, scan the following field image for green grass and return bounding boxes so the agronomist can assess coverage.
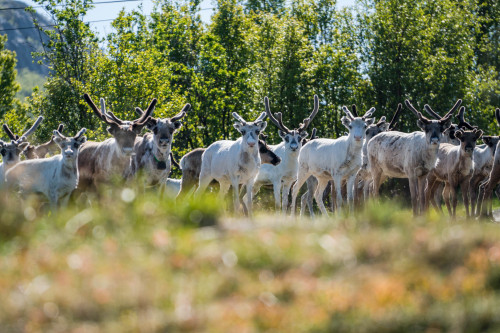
[1,189,500,332]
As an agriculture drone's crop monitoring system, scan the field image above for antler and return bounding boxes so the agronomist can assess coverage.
[171,103,191,122]
[20,116,43,140]
[376,116,387,125]
[363,107,376,119]
[298,95,319,132]
[342,106,355,120]
[134,98,157,125]
[351,104,358,117]
[310,128,317,140]
[2,124,18,141]
[255,112,267,123]
[75,128,87,138]
[264,96,290,133]
[457,106,476,130]
[405,100,422,118]
[424,99,462,120]
[84,94,118,126]
[388,103,402,130]
[232,112,247,125]
[495,108,500,127]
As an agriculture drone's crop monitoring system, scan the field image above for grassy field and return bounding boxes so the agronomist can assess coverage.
[1,189,500,332]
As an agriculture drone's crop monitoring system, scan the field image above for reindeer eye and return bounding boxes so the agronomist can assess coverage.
[74,143,79,148]
[348,125,352,129]
[285,136,290,142]
[255,130,260,135]
[364,125,367,128]
[241,130,246,135]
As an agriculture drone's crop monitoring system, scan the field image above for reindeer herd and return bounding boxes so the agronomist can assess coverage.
[1,92,499,219]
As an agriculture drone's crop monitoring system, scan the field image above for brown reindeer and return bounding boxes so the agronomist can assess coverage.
[77,94,155,189]
[425,128,483,217]
[23,124,65,159]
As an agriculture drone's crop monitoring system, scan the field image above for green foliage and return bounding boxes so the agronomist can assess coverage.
[0,34,20,119]
[5,0,498,147]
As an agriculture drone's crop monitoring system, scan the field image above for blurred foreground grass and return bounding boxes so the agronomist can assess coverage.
[1,190,500,332]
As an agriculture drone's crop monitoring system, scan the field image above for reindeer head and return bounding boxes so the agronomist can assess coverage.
[365,103,402,140]
[258,139,281,165]
[1,116,43,165]
[455,128,483,154]
[23,124,65,159]
[265,95,319,153]
[482,135,500,155]
[232,112,267,149]
[423,100,468,145]
[84,94,156,156]
[53,128,87,162]
[406,100,456,145]
[136,103,190,151]
[341,104,376,142]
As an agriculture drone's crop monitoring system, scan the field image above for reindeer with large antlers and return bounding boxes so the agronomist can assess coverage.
[78,94,155,189]
[131,103,190,189]
[368,99,459,215]
[0,116,43,186]
[6,128,87,208]
[290,104,376,216]
[195,111,268,215]
[244,95,319,213]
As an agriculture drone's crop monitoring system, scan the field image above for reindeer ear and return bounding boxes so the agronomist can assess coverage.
[454,129,464,140]
[173,121,183,130]
[483,136,492,146]
[417,119,426,131]
[18,142,29,151]
[233,122,243,133]
[278,130,287,139]
[440,117,453,130]
[365,118,375,126]
[379,122,390,131]
[107,126,116,135]
[256,121,267,132]
[341,116,351,128]
[475,130,483,140]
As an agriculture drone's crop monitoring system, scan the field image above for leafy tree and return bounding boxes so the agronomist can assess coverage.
[0,34,20,119]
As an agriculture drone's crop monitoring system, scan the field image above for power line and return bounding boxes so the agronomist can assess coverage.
[0,0,141,11]
[0,6,215,33]
[0,18,115,32]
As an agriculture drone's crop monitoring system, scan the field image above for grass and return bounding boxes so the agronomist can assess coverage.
[1,188,500,332]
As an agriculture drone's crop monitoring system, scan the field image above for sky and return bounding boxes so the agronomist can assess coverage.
[23,0,355,37]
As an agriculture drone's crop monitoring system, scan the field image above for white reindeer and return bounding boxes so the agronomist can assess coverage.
[195,111,267,215]
[368,99,458,215]
[246,95,319,212]
[290,105,376,216]
[470,135,499,216]
[5,128,87,207]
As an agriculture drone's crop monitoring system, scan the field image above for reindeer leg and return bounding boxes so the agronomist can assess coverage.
[408,176,419,216]
[461,178,471,218]
[443,183,452,217]
[333,175,344,214]
[417,175,427,215]
[314,177,330,216]
[281,181,292,215]
[230,177,241,214]
[291,171,309,218]
[469,177,479,216]
[245,179,255,218]
[346,174,356,213]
